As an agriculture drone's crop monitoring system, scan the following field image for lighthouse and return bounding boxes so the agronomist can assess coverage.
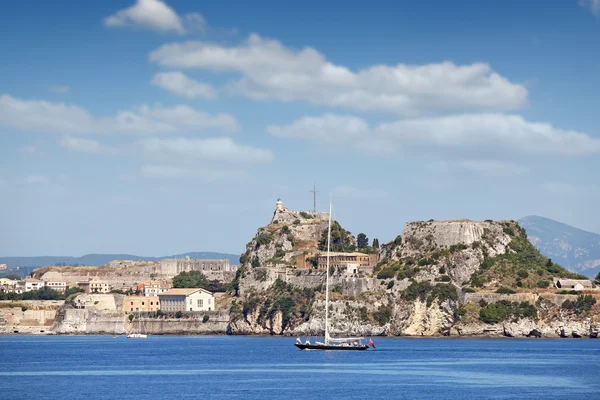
[275,198,284,212]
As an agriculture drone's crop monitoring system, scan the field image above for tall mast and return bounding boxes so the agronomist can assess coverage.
[310,183,319,213]
[324,200,332,344]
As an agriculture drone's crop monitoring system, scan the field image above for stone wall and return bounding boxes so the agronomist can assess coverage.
[0,300,62,334]
[134,311,229,335]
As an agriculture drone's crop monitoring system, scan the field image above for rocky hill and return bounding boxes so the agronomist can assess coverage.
[231,211,600,338]
[519,215,600,278]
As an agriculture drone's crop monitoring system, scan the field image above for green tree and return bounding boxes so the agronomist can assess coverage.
[372,238,379,249]
[172,271,209,289]
[357,233,369,249]
[0,273,21,280]
[318,221,355,252]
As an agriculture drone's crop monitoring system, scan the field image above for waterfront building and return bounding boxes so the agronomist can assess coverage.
[124,296,160,313]
[158,288,215,312]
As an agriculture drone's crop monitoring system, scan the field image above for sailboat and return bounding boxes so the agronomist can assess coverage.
[294,201,373,351]
[127,314,148,339]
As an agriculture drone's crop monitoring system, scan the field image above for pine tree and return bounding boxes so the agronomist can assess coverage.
[357,233,369,249]
[372,238,379,249]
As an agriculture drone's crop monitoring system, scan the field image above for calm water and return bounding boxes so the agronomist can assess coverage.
[0,336,599,399]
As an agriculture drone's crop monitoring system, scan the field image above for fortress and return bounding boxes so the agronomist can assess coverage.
[159,257,237,278]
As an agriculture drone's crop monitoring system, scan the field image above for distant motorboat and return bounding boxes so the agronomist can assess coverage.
[127,333,147,339]
[127,315,148,339]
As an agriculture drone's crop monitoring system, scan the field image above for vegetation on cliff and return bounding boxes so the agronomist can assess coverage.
[231,279,317,333]
[469,224,588,289]
[318,221,355,252]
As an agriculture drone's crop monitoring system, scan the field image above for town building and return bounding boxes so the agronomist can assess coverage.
[554,278,594,291]
[43,280,67,294]
[124,296,160,313]
[0,278,20,293]
[142,281,169,297]
[317,252,379,270]
[158,288,215,312]
[79,279,110,294]
[24,278,44,292]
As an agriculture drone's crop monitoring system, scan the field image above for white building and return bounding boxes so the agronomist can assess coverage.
[24,278,44,292]
[158,288,215,312]
[79,279,110,294]
[554,278,594,291]
[44,280,67,293]
[143,281,168,297]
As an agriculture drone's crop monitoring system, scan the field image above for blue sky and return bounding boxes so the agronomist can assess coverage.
[1,0,600,257]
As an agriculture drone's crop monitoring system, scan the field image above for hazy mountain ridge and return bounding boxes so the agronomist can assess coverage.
[519,215,600,278]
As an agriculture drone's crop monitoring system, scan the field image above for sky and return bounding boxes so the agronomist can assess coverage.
[1,0,600,257]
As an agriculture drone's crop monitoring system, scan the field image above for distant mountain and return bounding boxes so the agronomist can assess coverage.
[0,252,240,277]
[518,216,600,279]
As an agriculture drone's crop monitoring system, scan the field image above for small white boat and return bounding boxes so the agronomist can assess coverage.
[127,333,147,339]
[127,315,148,338]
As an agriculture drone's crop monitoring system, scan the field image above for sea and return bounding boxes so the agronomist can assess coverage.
[0,336,599,399]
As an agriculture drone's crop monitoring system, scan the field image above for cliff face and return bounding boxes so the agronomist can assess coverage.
[233,217,600,338]
[239,208,330,270]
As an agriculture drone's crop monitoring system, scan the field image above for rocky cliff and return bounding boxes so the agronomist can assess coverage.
[232,217,600,338]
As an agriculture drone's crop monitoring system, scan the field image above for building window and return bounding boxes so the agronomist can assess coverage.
[198,299,203,307]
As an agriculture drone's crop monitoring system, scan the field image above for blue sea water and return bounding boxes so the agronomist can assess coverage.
[0,336,599,400]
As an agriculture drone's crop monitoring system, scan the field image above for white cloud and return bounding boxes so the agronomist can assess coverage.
[458,160,528,177]
[150,34,528,115]
[104,0,206,34]
[268,113,600,157]
[580,0,600,16]
[59,136,116,155]
[0,94,239,135]
[138,137,274,164]
[49,85,70,94]
[140,164,245,181]
[151,71,216,99]
[141,164,188,179]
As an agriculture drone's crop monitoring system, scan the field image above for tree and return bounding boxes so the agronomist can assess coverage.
[318,221,355,252]
[0,273,21,280]
[357,233,369,249]
[595,271,600,282]
[372,238,379,249]
[172,271,209,289]
[546,258,553,268]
